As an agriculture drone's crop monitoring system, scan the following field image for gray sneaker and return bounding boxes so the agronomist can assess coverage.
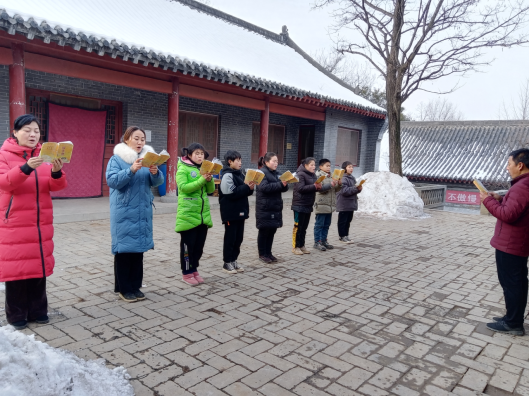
[313,241,327,251]
[486,320,525,336]
[223,262,237,274]
[232,261,244,272]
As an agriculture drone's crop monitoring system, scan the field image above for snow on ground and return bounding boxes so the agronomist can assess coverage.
[0,326,133,396]
[0,283,4,291]
[357,171,427,219]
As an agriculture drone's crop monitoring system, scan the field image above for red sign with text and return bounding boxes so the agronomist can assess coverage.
[446,190,480,205]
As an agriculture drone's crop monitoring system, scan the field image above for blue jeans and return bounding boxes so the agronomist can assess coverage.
[314,213,332,242]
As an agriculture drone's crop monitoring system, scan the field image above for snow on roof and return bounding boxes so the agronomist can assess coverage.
[0,0,384,114]
[401,120,529,184]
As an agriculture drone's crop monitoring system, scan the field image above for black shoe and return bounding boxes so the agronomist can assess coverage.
[119,292,138,303]
[223,262,237,274]
[492,316,504,322]
[323,240,334,249]
[36,315,49,324]
[11,320,27,330]
[486,320,525,336]
[268,254,278,262]
[134,291,146,301]
[259,255,272,263]
[232,261,245,272]
[313,241,327,251]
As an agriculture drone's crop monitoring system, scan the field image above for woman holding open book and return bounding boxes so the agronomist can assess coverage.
[255,152,289,263]
[0,114,67,330]
[106,126,164,303]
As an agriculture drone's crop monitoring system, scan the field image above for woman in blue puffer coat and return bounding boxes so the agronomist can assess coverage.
[106,126,164,303]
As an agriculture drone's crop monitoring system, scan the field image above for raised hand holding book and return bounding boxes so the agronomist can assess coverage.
[473,179,488,193]
[279,171,299,184]
[245,169,265,185]
[356,179,367,187]
[141,150,170,167]
[200,158,223,175]
[315,175,326,184]
[39,141,74,163]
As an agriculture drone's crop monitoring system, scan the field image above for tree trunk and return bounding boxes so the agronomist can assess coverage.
[386,69,403,176]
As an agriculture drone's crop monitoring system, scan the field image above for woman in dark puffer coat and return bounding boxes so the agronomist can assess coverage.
[291,157,322,255]
[255,152,289,263]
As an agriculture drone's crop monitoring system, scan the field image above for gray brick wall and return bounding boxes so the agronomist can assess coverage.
[323,108,386,178]
[0,69,384,184]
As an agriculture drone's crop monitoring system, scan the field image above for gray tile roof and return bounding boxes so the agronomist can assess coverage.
[0,0,385,117]
[401,120,529,185]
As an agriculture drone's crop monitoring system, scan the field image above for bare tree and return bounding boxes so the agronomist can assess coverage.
[417,97,464,121]
[499,78,529,120]
[314,0,529,175]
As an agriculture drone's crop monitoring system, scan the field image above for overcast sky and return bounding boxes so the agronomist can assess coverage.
[207,0,529,121]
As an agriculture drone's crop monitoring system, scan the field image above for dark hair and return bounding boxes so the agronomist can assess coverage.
[123,126,146,142]
[319,158,331,167]
[510,148,529,169]
[342,161,353,170]
[258,152,277,168]
[224,150,241,165]
[13,114,40,133]
[182,142,209,159]
[301,157,316,166]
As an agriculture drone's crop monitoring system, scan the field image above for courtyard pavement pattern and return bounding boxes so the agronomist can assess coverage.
[1,208,529,396]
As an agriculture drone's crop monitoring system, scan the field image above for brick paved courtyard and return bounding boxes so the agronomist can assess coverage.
[2,208,529,396]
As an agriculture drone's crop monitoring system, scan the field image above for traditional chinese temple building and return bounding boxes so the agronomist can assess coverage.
[401,120,529,206]
[0,0,386,200]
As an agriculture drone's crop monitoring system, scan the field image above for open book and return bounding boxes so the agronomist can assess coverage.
[332,169,345,181]
[142,150,170,167]
[473,179,488,193]
[279,171,299,184]
[40,141,74,163]
[245,169,265,185]
[356,178,367,188]
[315,175,326,184]
[200,158,223,175]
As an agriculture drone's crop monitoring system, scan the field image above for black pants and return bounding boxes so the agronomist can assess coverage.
[5,277,47,324]
[496,249,529,328]
[180,224,208,275]
[293,211,312,248]
[223,220,245,263]
[114,252,144,295]
[258,228,277,256]
[337,211,354,237]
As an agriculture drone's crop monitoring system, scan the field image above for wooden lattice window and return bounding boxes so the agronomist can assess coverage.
[102,105,117,144]
[251,122,285,163]
[335,127,360,167]
[27,95,48,142]
[178,111,218,159]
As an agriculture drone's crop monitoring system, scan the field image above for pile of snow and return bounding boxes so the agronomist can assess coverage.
[357,172,426,219]
[0,326,133,396]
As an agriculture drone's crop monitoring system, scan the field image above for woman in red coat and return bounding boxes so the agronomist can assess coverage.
[0,114,67,330]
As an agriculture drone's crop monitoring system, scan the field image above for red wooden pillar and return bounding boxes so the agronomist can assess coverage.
[165,77,179,199]
[9,43,26,129]
[259,96,270,161]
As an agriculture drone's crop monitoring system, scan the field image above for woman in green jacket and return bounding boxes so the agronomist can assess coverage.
[175,142,215,285]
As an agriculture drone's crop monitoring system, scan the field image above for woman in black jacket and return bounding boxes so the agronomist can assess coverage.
[255,152,289,263]
[291,157,322,255]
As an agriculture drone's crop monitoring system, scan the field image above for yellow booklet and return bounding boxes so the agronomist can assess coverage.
[356,178,367,187]
[200,158,223,175]
[142,150,170,167]
[332,169,344,181]
[473,179,488,193]
[279,171,299,184]
[39,141,74,163]
[245,169,265,185]
[315,175,326,184]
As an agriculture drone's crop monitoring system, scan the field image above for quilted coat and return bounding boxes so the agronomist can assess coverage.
[314,169,342,214]
[175,157,215,233]
[106,143,164,255]
[0,138,67,282]
[336,173,360,212]
[255,165,289,229]
[291,164,318,213]
[484,172,529,257]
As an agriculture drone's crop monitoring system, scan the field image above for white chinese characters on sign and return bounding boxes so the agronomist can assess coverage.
[445,190,481,206]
